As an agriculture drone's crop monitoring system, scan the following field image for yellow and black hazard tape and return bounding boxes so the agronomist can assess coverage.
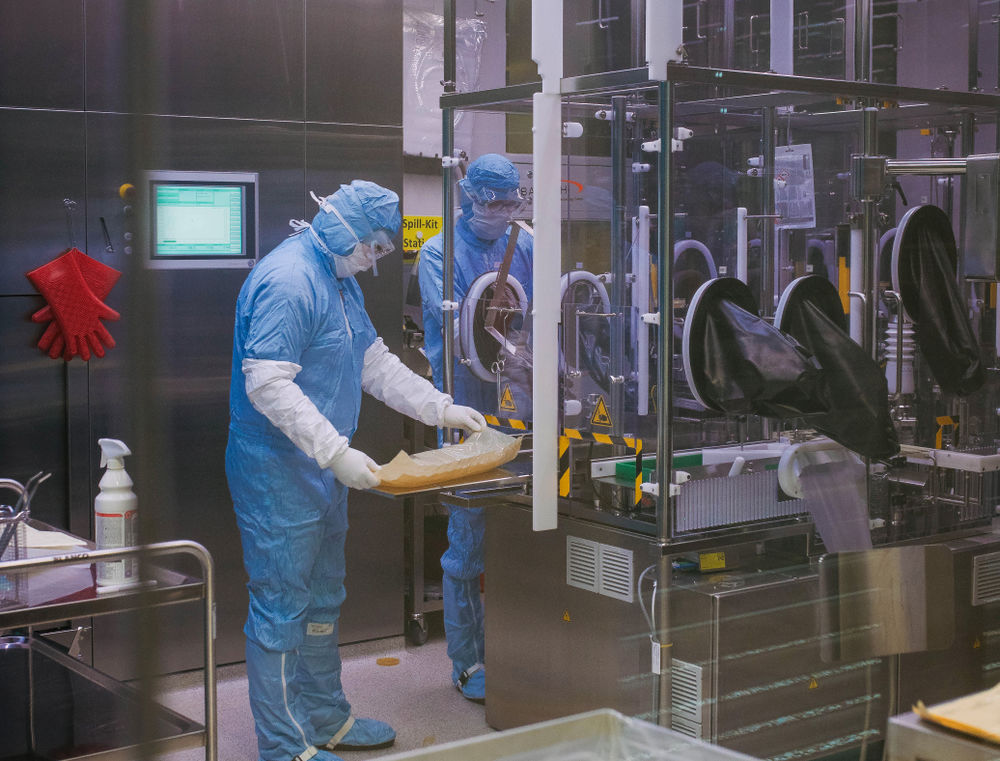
[482,418,645,505]
[484,414,531,431]
[561,428,642,449]
[559,429,644,505]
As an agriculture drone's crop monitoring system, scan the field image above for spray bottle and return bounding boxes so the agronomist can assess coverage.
[95,438,138,590]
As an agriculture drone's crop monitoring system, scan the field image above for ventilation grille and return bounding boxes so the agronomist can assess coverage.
[677,469,805,531]
[598,544,634,602]
[566,536,634,602]
[670,715,702,739]
[566,537,599,593]
[671,659,704,738]
[973,551,1000,606]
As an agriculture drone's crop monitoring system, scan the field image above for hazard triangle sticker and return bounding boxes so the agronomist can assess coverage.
[591,396,612,427]
[500,385,517,412]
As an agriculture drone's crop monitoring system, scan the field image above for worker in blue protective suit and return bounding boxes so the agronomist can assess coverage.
[226,180,486,761]
[418,154,533,704]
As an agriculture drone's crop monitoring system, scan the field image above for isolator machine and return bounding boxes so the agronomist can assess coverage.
[426,3,1000,761]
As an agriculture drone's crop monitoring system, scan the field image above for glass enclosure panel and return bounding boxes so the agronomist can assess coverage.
[445,21,1000,761]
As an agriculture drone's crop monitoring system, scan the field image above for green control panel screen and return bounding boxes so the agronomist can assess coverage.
[153,184,245,257]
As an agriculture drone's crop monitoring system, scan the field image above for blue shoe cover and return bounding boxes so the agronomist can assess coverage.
[323,716,396,751]
[307,749,344,761]
[454,663,485,703]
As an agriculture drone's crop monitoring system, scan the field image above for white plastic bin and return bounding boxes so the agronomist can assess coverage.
[378,709,760,761]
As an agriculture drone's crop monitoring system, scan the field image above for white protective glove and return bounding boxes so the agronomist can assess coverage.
[327,447,381,490]
[441,404,487,433]
[243,359,350,468]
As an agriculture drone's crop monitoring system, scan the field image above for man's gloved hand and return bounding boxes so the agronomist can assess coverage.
[441,404,487,433]
[328,447,381,489]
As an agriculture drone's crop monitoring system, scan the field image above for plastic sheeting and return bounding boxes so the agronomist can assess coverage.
[893,205,984,396]
[377,427,521,489]
[403,9,487,157]
[683,278,827,419]
[776,276,899,460]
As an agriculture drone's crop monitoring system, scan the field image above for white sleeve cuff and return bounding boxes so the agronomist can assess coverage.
[243,358,349,469]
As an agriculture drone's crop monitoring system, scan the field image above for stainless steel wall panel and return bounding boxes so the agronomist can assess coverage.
[306,124,405,641]
[485,504,656,730]
[85,0,305,120]
[0,110,87,294]
[897,536,1000,709]
[0,297,70,528]
[2,0,406,677]
[83,113,306,674]
[305,0,402,126]
[0,0,85,109]
[708,574,888,760]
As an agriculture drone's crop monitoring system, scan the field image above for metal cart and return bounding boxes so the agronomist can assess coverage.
[0,520,217,761]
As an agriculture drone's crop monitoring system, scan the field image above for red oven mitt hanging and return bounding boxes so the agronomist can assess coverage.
[31,248,122,360]
[26,248,121,361]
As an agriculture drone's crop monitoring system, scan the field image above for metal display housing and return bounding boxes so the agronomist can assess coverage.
[144,170,259,270]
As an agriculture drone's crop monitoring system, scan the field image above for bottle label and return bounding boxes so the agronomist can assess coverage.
[96,510,138,585]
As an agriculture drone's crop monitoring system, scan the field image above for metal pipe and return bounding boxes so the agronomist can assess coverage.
[656,81,675,549]
[761,107,776,315]
[862,107,879,359]
[885,158,968,175]
[443,0,456,94]
[969,0,980,92]
[884,290,905,398]
[855,0,873,82]
[655,82,675,730]
[610,96,629,438]
[441,0,457,405]
[442,109,456,403]
[736,207,748,283]
[635,206,652,415]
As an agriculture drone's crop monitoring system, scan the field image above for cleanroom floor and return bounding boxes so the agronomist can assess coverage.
[153,614,493,760]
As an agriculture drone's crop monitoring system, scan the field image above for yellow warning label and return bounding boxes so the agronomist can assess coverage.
[500,385,517,412]
[591,396,612,427]
[808,678,819,690]
[974,638,981,649]
[402,215,443,252]
[699,552,726,572]
[562,610,572,623]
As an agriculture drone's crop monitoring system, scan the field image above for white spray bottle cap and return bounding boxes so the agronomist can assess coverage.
[98,438,132,469]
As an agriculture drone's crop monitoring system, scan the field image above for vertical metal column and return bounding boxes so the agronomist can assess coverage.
[655,81,675,728]
[123,5,164,758]
[854,0,873,82]
[610,96,629,437]
[723,0,735,69]
[968,0,980,93]
[862,106,879,358]
[761,107,777,315]
[441,0,457,401]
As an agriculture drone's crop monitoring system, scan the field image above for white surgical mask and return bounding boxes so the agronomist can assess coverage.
[466,202,511,240]
[334,244,379,279]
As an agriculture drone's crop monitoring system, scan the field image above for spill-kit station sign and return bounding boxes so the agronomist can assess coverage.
[403,216,443,253]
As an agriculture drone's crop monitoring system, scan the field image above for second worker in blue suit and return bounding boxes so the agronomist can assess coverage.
[418,154,534,703]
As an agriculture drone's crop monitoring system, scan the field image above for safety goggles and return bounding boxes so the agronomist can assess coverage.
[363,228,396,260]
[459,178,527,212]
